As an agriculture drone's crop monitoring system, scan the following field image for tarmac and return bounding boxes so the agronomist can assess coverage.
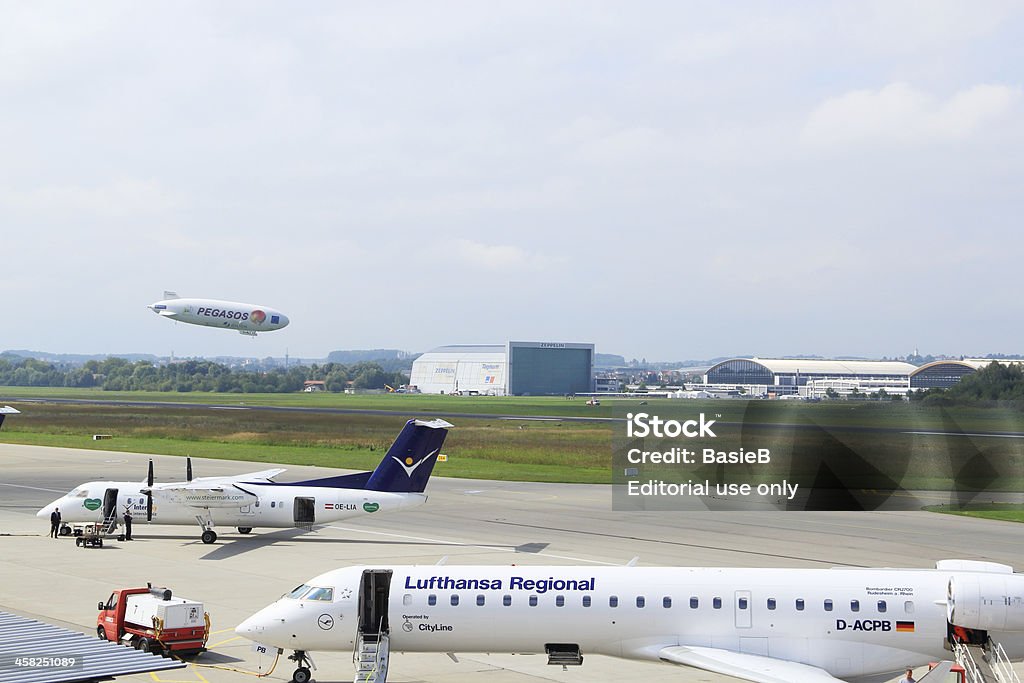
[2,442,1023,683]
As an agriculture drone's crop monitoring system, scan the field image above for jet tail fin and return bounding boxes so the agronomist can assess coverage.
[0,406,20,430]
[365,419,452,493]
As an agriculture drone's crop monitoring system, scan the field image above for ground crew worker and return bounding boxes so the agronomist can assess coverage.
[123,506,133,541]
[49,507,61,538]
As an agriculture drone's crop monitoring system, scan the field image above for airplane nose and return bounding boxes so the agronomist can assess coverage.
[235,615,260,639]
[36,503,53,518]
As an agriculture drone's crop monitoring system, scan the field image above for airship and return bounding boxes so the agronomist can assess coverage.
[148,292,289,336]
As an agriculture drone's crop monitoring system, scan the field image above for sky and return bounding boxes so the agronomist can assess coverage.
[2,1,1022,362]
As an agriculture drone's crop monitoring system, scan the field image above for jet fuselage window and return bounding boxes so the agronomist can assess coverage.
[476,595,485,606]
[796,598,804,611]
[878,600,887,613]
[851,600,860,612]
[503,595,512,607]
[428,594,437,606]
[636,596,645,608]
[305,587,333,602]
[690,597,699,609]
[824,599,833,612]
[529,596,538,607]
[905,600,915,613]
[450,595,459,606]
[713,597,722,609]
[582,596,591,607]
[738,597,748,610]
[403,594,412,606]
[609,596,618,608]
[556,595,565,607]
[271,502,275,508]
[767,598,776,610]
[286,584,311,599]
[663,597,672,608]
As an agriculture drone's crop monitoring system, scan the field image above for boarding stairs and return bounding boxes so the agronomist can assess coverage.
[953,639,1021,683]
[103,513,119,535]
[353,631,390,683]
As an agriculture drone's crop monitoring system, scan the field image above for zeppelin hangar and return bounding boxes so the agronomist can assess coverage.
[409,342,595,396]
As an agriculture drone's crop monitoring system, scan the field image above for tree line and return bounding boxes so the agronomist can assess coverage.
[910,362,1024,406]
[0,356,408,393]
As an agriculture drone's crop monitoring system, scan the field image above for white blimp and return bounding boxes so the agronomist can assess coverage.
[148,291,289,336]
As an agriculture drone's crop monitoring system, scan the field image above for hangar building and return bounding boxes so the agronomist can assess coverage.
[409,342,595,396]
[909,358,1024,389]
[703,358,917,396]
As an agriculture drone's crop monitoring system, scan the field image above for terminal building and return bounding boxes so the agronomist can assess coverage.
[409,342,595,396]
[702,358,918,397]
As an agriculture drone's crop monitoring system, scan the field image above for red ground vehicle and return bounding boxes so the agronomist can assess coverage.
[929,662,967,683]
[97,584,209,655]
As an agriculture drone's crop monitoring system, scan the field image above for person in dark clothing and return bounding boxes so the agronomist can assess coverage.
[49,508,61,538]
[123,507,133,541]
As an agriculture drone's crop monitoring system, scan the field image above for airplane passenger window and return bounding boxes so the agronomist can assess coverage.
[663,597,672,608]
[713,597,722,609]
[878,600,887,613]
[767,598,776,610]
[582,596,591,607]
[609,596,618,607]
[556,596,565,607]
[503,595,512,606]
[476,595,485,606]
[428,595,436,606]
[690,597,698,609]
[306,587,334,601]
[450,595,459,606]
[529,596,538,607]
[738,598,748,610]
[904,601,914,613]
[403,594,412,606]
[851,600,859,612]
[255,501,260,507]
[796,599,804,611]
[824,599,833,612]
[270,502,275,508]
[287,585,311,599]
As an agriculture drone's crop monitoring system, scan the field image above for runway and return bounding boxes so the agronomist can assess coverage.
[2,443,1023,683]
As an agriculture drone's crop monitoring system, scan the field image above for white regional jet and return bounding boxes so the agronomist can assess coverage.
[236,559,1024,683]
[37,418,451,544]
[148,291,289,335]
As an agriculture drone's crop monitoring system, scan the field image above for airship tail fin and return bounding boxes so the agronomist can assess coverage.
[163,291,180,299]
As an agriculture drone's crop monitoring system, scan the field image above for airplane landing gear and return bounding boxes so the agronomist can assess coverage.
[195,514,217,544]
[237,527,253,534]
[288,650,315,683]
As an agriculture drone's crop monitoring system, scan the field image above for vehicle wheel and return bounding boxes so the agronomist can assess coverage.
[97,626,106,640]
[76,538,82,547]
[97,539,103,547]
[117,534,125,542]
[74,528,83,536]
[292,667,312,683]
[201,530,217,544]
[237,527,253,534]
[60,525,71,536]
[135,637,150,652]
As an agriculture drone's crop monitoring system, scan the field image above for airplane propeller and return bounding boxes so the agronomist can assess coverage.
[186,456,193,482]
[146,459,154,522]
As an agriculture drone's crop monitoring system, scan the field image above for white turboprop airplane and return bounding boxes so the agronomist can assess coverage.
[236,559,1024,683]
[148,291,289,335]
[37,418,451,544]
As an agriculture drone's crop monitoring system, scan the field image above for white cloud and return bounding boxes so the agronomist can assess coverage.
[801,83,1023,148]
[444,239,553,271]
[0,178,182,218]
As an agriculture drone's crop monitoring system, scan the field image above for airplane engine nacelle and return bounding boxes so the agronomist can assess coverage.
[948,574,1024,631]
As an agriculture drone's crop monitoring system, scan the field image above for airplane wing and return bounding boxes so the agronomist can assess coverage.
[659,646,845,683]
[190,468,287,485]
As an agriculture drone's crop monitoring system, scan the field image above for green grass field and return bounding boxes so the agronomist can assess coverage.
[924,504,1024,523]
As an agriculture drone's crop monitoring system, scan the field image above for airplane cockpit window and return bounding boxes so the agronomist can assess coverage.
[305,587,334,601]
[286,585,312,599]
[72,488,88,498]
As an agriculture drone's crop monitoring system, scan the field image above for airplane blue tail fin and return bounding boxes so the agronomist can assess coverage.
[365,418,452,493]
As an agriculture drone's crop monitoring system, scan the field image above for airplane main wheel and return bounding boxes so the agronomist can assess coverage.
[201,530,217,544]
[291,667,312,683]
[237,527,253,534]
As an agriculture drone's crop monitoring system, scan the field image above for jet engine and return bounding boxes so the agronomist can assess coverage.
[947,573,1024,631]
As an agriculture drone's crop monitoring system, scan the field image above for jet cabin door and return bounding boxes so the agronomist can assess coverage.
[102,488,119,531]
[358,570,393,638]
[293,497,315,527]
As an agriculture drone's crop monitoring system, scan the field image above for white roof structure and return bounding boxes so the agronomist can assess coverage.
[744,358,918,375]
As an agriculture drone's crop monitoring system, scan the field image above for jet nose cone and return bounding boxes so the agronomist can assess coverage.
[279,315,290,328]
[235,615,259,639]
[36,504,53,518]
